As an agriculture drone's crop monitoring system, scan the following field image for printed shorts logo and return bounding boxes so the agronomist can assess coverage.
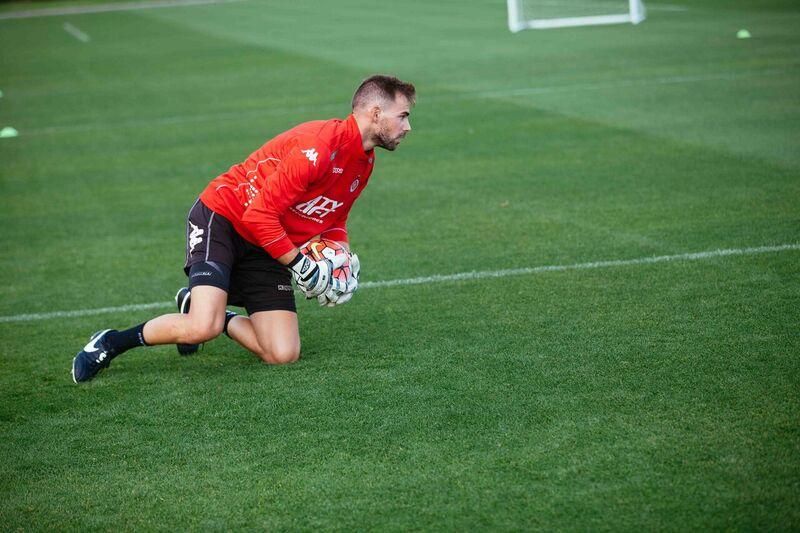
[189,222,204,253]
[277,284,293,292]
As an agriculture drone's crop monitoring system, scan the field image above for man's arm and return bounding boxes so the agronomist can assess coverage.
[240,139,330,258]
[276,248,301,266]
[237,140,345,297]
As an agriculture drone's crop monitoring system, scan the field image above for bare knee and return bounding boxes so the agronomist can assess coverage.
[183,318,224,344]
[257,342,300,365]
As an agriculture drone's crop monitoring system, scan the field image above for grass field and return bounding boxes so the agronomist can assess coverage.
[1,0,799,529]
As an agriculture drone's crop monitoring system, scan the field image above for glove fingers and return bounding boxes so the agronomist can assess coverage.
[337,292,353,305]
[349,253,360,278]
[346,277,358,293]
[330,278,347,294]
[330,253,348,270]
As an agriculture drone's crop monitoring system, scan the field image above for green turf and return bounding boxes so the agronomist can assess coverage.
[1,0,798,529]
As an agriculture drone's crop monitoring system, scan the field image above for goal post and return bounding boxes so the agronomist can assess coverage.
[507,0,646,32]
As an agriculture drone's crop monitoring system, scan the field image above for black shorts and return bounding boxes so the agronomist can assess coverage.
[183,199,296,314]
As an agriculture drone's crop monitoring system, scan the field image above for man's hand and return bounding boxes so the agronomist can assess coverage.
[317,252,360,307]
[288,252,348,298]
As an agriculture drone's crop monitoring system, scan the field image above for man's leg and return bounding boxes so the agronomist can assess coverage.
[175,288,201,355]
[226,311,300,365]
[72,286,228,383]
[142,286,228,345]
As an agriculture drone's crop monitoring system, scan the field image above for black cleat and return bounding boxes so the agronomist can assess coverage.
[72,329,116,383]
[175,287,201,355]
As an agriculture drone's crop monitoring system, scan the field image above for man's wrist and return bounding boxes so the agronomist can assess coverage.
[287,253,303,269]
[280,248,302,267]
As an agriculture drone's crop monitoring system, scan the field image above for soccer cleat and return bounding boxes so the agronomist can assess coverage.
[175,287,201,355]
[72,329,116,383]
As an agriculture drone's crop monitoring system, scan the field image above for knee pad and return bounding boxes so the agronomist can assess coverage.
[188,261,231,291]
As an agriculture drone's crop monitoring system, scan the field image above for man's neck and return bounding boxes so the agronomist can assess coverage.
[353,112,375,152]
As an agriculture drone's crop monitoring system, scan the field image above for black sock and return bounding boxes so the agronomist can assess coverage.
[106,322,149,356]
[223,311,238,337]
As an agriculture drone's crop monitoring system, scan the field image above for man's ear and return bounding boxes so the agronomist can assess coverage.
[370,105,381,123]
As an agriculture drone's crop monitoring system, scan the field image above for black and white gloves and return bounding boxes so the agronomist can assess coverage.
[288,251,359,306]
[288,252,347,298]
[317,252,359,307]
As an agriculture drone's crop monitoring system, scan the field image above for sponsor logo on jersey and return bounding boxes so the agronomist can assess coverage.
[301,148,319,166]
[189,222,204,253]
[293,195,343,219]
[332,167,343,174]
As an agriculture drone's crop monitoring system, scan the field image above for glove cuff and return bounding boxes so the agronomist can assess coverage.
[287,253,304,269]
[288,253,314,281]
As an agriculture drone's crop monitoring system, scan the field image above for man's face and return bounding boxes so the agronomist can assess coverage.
[374,94,412,151]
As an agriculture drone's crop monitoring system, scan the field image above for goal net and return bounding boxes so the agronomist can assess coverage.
[507,0,646,32]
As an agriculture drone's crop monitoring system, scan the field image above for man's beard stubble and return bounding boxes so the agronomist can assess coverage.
[376,125,402,151]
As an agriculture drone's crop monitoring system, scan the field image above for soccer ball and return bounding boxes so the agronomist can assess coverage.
[300,238,351,285]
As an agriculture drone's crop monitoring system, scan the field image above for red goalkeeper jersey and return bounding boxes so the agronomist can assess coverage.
[199,114,375,259]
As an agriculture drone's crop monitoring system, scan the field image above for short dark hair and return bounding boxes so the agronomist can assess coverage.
[352,75,416,110]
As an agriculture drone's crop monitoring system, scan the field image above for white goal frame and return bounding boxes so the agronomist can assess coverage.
[507,0,646,32]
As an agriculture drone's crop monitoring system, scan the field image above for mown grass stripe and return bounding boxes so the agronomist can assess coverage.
[19,65,797,137]
[0,0,241,20]
[1,243,796,324]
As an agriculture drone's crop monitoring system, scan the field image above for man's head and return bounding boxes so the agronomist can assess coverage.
[352,75,415,151]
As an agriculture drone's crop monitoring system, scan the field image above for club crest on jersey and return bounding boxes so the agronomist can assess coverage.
[301,148,319,166]
[294,195,343,218]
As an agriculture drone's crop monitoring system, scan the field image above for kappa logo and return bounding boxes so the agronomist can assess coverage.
[189,222,204,253]
[301,148,319,166]
[294,195,344,218]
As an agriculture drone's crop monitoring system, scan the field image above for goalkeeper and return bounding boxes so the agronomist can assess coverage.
[72,75,415,383]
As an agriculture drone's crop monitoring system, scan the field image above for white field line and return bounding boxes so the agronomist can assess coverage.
[0,0,242,20]
[63,22,91,42]
[1,243,797,324]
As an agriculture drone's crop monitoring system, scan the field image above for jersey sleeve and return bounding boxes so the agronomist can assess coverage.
[241,139,330,258]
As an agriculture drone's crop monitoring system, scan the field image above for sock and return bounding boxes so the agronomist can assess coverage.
[223,311,238,338]
[106,322,149,357]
